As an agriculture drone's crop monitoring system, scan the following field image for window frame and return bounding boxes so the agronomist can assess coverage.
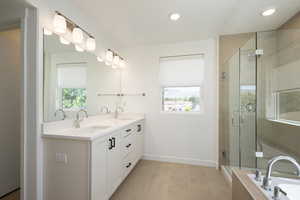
[161,85,203,114]
[273,88,300,126]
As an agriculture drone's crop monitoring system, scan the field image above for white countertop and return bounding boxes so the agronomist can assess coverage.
[42,114,144,141]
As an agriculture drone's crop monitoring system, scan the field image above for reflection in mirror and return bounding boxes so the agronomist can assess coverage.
[43,32,121,122]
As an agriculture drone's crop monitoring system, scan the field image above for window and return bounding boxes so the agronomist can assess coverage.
[159,54,204,113]
[57,63,87,110]
[162,86,200,112]
[276,89,300,123]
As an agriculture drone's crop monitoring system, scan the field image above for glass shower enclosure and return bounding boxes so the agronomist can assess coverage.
[223,34,257,171]
[222,28,300,176]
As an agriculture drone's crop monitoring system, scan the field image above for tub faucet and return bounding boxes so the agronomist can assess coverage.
[262,155,300,190]
[74,109,88,128]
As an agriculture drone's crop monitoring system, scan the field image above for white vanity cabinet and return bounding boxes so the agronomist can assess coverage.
[107,130,123,197]
[91,138,108,200]
[43,119,144,200]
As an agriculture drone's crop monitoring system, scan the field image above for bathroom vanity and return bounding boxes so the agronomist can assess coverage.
[43,115,144,200]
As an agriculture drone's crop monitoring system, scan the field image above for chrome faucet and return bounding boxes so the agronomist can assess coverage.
[74,109,88,128]
[262,155,300,190]
[54,108,66,120]
[100,106,110,114]
[114,106,124,119]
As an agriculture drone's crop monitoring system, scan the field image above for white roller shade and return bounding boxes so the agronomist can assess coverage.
[57,63,87,88]
[159,54,204,86]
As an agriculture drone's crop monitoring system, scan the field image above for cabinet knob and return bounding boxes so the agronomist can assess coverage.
[126,143,131,148]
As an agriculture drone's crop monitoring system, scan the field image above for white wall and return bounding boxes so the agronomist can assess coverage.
[121,39,219,167]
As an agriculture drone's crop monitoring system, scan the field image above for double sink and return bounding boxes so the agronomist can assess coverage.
[43,116,142,141]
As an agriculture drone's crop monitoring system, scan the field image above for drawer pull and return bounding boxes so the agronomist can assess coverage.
[126,143,132,148]
[126,129,132,132]
[112,137,116,148]
[126,162,132,168]
[137,124,142,132]
[108,138,113,150]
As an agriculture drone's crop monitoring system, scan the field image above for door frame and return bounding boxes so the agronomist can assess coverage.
[0,6,39,200]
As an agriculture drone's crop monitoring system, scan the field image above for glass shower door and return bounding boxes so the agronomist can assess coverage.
[239,35,257,169]
[228,52,240,168]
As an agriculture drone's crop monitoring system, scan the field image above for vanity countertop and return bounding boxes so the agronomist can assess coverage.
[42,114,145,141]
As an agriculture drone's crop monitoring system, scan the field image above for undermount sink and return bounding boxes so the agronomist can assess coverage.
[88,125,111,130]
[70,125,111,135]
[116,117,134,121]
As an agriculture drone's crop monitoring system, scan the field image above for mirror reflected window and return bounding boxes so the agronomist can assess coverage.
[43,31,122,122]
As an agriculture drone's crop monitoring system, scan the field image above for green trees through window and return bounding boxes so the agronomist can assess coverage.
[62,88,87,109]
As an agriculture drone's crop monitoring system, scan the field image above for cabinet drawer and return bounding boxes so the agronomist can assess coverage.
[122,125,136,137]
[122,133,135,158]
[122,152,135,178]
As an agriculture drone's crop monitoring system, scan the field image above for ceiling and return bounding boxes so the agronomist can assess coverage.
[72,0,300,48]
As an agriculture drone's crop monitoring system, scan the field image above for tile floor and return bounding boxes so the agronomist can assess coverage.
[110,160,232,200]
[0,160,231,200]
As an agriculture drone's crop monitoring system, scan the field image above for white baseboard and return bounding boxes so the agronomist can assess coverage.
[142,154,217,167]
[221,165,232,186]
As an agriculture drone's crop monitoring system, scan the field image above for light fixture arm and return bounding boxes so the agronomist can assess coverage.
[55,11,94,39]
[108,48,124,61]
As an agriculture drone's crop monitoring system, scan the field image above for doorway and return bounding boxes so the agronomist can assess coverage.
[0,26,21,200]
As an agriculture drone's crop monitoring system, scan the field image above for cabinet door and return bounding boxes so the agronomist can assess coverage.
[107,131,123,197]
[91,139,108,200]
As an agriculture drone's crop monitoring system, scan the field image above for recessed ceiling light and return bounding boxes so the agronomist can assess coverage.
[262,8,276,16]
[170,13,181,21]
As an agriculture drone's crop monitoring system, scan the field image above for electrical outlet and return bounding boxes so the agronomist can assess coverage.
[55,153,68,164]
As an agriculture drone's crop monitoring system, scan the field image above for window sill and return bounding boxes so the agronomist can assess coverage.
[267,119,300,127]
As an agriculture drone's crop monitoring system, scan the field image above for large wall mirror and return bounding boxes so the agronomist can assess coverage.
[43,32,122,122]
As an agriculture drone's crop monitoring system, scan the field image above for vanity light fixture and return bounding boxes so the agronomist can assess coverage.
[113,55,120,65]
[105,60,112,66]
[86,37,96,51]
[53,13,67,34]
[106,50,114,62]
[119,59,126,68]
[262,8,276,16]
[75,44,84,52]
[43,28,53,35]
[169,13,181,21]
[105,49,126,68]
[97,56,104,62]
[59,36,71,45]
[72,27,84,44]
